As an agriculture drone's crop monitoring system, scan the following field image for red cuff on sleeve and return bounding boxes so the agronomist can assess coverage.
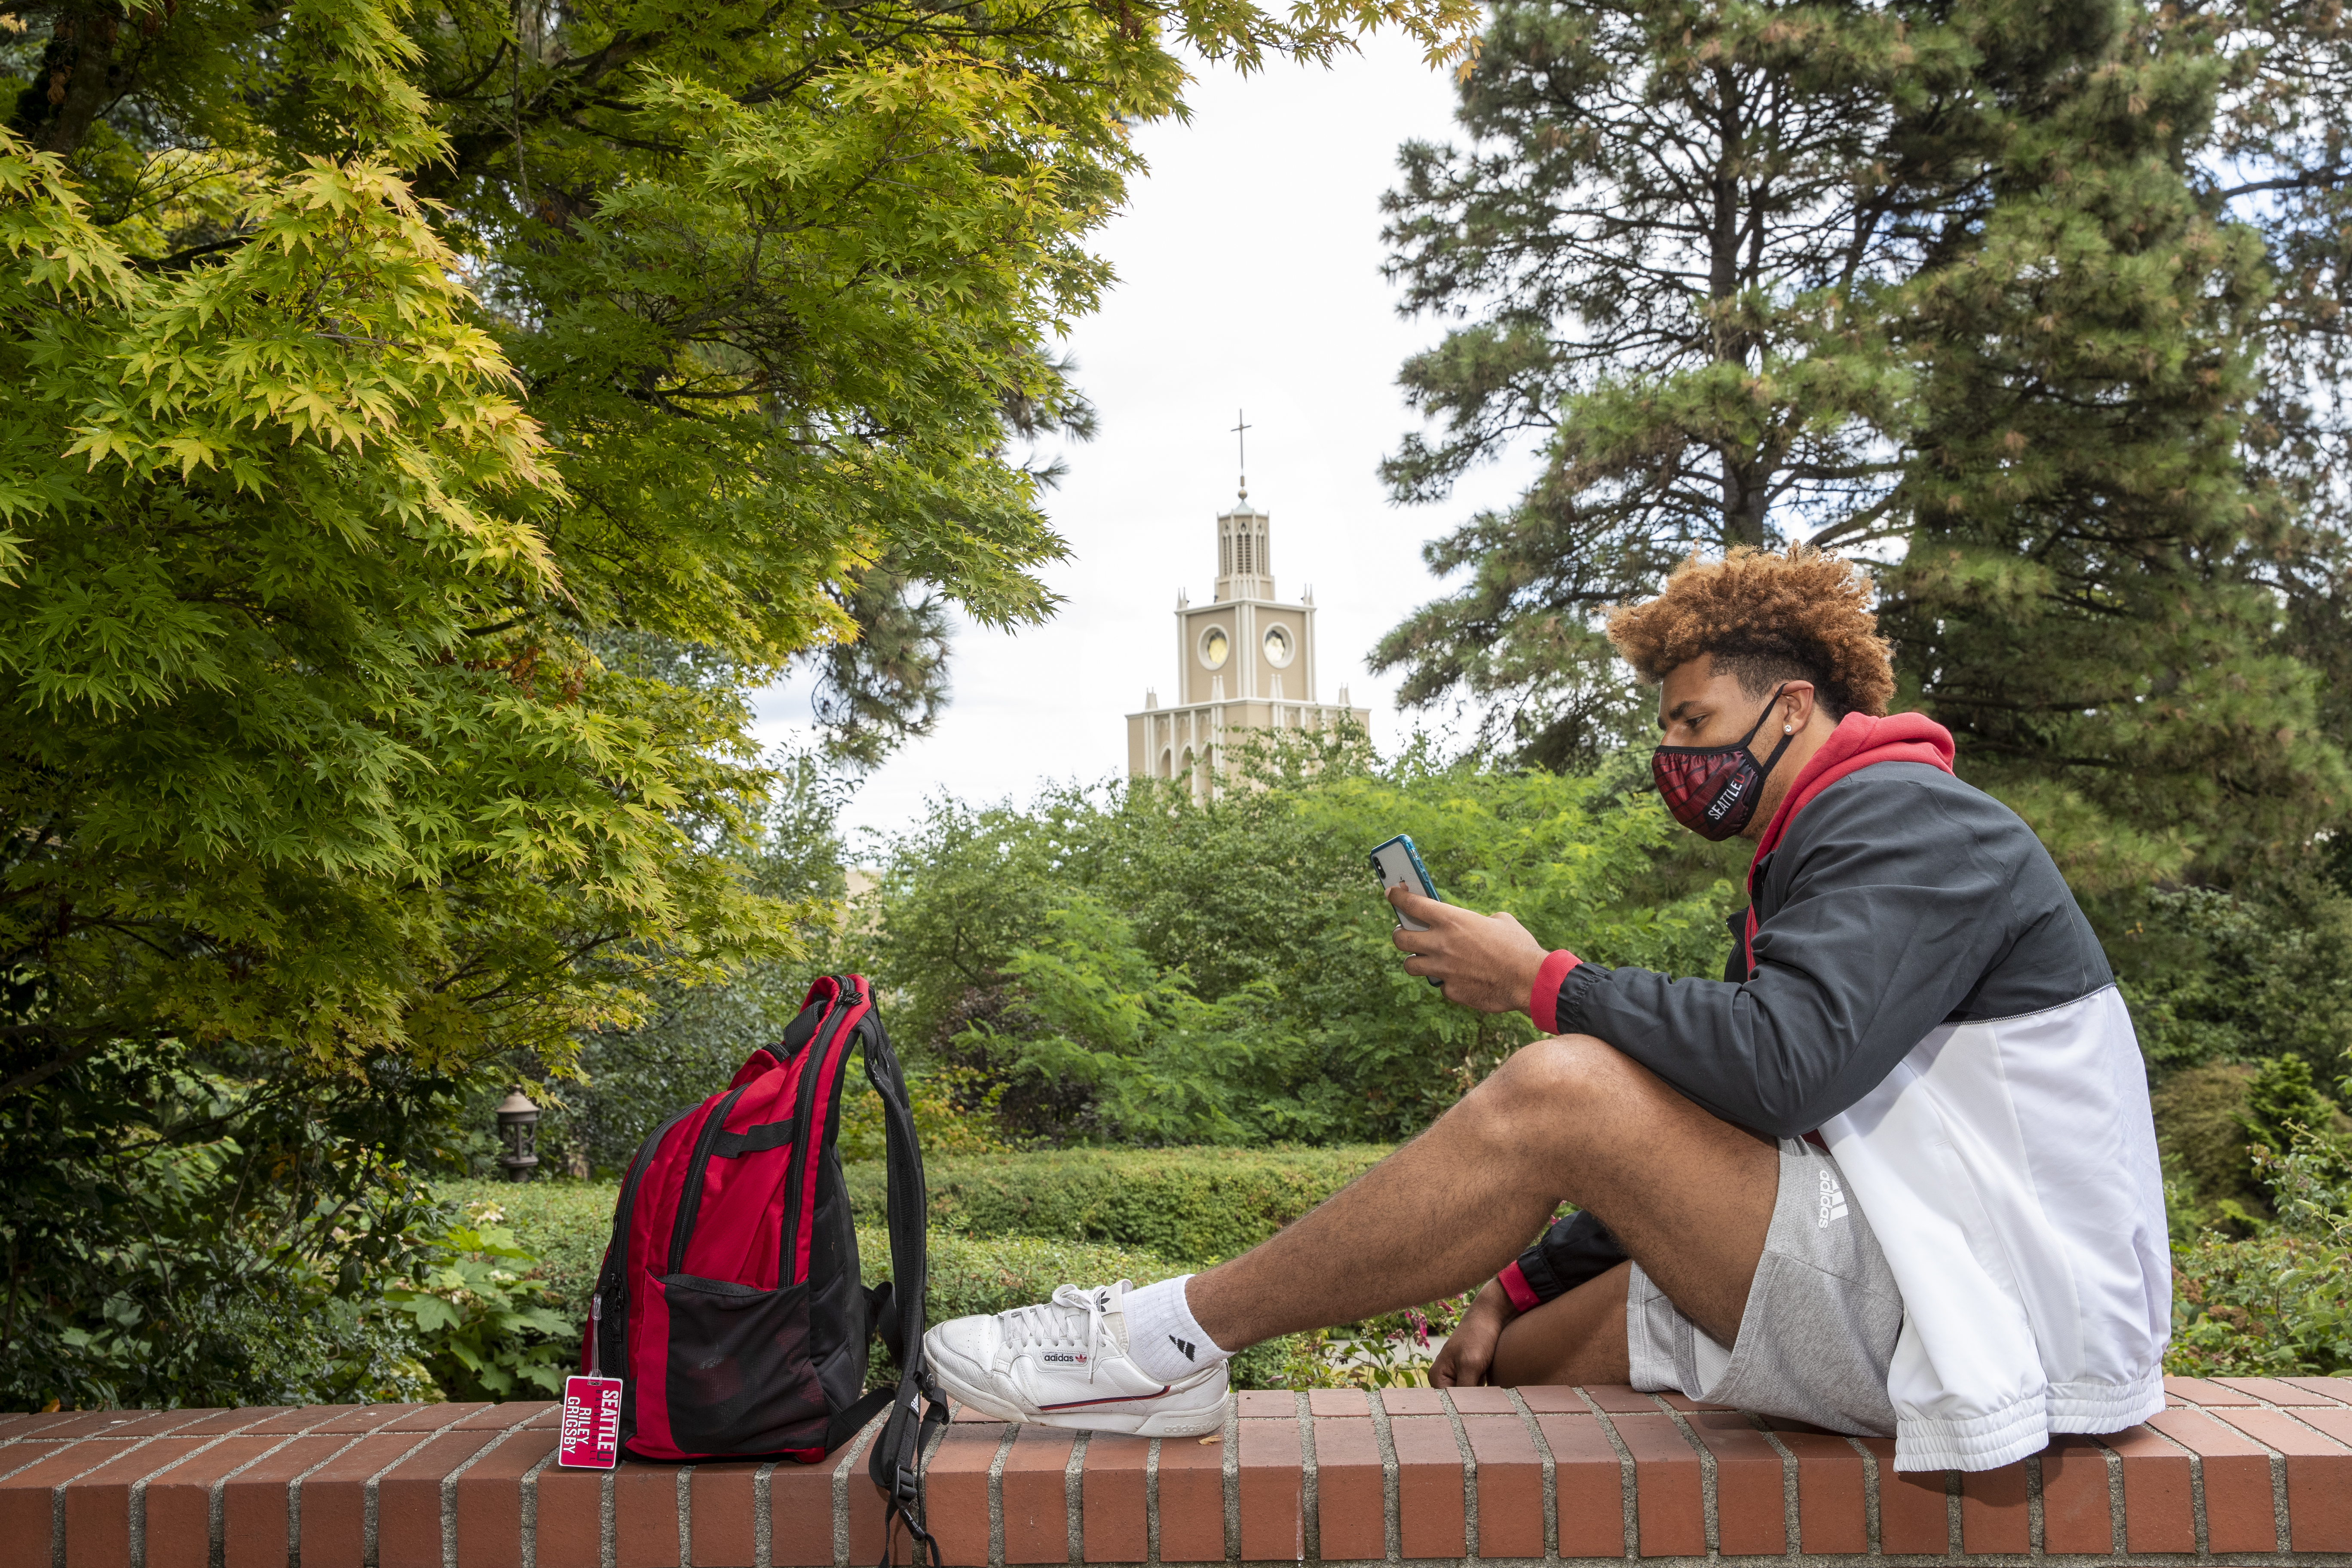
[1529,949,1580,1035]
[1496,1261,1540,1315]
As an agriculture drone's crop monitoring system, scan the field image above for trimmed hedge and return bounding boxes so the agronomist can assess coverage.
[842,1145,1393,1265]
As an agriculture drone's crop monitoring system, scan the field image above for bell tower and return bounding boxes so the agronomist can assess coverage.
[1124,472,1369,797]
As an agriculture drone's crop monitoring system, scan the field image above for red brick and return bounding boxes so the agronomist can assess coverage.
[0,1415,80,1444]
[685,1460,763,1568]
[2147,1406,2276,1554]
[1444,1387,1517,1417]
[0,1439,72,1484]
[1235,1421,1301,1563]
[41,1410,199,1439]
[1234,1391,1293,1418]
[172,1409,291,1437]
[1305,1390,1366,1418]
[1311,1418,1384,1562]
[2210,1406,2352,1551]
[1380,1388,1446,1417]
[1001,1425,1075,1564]
[1390,1415,1464,1559]
[144,1435,292,1568]
[1078,1433,1149,1564]
[300,1431,428,1567]
[384,1402,491,1433]
[1958,1461,2028,1554]
[1678,1412,1781,1556]
[948,1403,996,1423]
[377,1428,499,1568]
[1580,1385,1657,1415]
[1534,1413,1624,1560]
[1855,1440,1947,1555]
[1515,1387,1587,1415]
[1759,1425,1863,1555]
[923,1422,1004,1568]
[532,1462,606,1568]
[2165,1375,2259,1407]
[453,1429,557,1568]
[1653,1392,1740,1415]
[843,1431,903,1568]
[2095,1424,2195,1555]
[1155,1433,1225,1565]
[63,1436,211,1568]
[459,1402,555,1431]
[1,1440,138,1567]
[306,1405,428,1435]
[1461,1414,1540,1559]
[612,1462,680,1568]
[2215,1377,2337,1406]
[2296,1403,2352,1446]
[2285,1377,2352,1405]
[768,1451,835,1568]
[2037,1435,2115,1554]
[1605,1411,1700,1558]
[222,1433,352,1568]
[238,1407,355,1436]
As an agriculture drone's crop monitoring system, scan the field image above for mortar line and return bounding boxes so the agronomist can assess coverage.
[1571,1389,1637,1562]
[1502,1389,1556,1564]
[1364,1390,1400,1565]
[1437,1390,1479,1561]
[440,1426,517,1568]
[518,1442,560,1568]
[1645,1396,1715,1557]
[1295,1391,1320,1565]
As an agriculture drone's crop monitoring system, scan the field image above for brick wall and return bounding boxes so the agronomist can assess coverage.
[4,1376,2349,1567]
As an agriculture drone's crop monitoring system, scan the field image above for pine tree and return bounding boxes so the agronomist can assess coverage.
[1372,0,2116,766]
[1877,11,2346,886]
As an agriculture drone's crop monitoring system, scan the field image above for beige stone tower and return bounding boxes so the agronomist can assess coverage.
[1125,486,1370,796]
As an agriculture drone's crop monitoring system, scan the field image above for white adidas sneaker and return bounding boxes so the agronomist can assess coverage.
[922,1281,1230,1436]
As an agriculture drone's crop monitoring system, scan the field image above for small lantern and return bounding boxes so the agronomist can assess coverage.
[495,1086,541,1183]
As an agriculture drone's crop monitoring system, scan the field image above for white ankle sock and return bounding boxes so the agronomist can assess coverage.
[1120,1275,1230,1382]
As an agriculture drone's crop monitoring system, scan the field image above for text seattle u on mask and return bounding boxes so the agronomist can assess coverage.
[1651,684,1794,842]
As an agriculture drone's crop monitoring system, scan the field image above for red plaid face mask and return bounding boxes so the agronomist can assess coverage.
[1651,684,1795,840]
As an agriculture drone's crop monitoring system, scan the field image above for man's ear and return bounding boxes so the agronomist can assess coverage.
[1781,682,1818,732]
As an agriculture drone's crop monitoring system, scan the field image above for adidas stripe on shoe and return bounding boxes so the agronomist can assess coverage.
[922,1281,1231,1437]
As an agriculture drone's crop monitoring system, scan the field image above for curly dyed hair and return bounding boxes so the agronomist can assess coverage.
[1606,546,1895,719]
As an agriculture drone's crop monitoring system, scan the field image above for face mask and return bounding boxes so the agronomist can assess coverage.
[1651,684,1796,841]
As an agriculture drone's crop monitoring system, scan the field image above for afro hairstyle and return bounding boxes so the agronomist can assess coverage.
[1606,546,1895,719]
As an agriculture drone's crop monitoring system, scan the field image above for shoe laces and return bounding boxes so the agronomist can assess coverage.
[1002,1282,1129,1384]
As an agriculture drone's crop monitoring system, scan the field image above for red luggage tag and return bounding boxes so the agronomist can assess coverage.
[560,1296,624,1469]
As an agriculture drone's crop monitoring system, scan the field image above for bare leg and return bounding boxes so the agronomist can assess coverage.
[1187,1035,1777,1351]
[1490,1263,1633,1385]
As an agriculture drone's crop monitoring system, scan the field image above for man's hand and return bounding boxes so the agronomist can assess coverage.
[1389,885,1549,1015]
[1429,1279,1516,1389]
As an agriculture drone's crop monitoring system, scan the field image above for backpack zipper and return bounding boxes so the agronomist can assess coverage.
[667,1080,753,1277]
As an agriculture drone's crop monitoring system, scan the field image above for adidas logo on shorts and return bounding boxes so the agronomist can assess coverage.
[1818,1168,1850,1227]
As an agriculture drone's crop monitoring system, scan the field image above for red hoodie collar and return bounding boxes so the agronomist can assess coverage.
[1749,710,1955,870]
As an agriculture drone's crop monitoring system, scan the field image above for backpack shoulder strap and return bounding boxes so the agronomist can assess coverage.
[849,974,949,1566]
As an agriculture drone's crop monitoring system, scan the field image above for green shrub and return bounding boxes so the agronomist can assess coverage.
[843,1145,1393,1266]
[2169,1133,2352,1377]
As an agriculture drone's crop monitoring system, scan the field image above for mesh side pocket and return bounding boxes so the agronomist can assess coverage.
[656,1271,828,1456]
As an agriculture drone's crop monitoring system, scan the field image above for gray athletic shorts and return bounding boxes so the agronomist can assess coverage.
[1625,1136,1902,1436]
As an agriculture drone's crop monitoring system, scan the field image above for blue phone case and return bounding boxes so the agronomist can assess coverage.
[1368,835,1445,988]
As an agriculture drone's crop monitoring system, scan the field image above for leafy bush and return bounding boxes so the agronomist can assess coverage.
[383,1208,575,1400]
[846,1145,1390,1265]
[2170,1134,2352,1377]
[859,731,1739,1145]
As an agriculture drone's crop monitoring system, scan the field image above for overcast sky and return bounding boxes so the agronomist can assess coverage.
[752,33,1537,845]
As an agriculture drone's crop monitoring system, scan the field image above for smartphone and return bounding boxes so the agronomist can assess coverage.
[1368,834,1442,932]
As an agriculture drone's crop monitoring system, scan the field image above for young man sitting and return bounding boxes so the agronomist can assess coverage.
[923,547,2168,1472]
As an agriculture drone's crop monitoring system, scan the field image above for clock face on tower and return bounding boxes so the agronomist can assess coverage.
[1200,628,1229,669]
[1263,625,1292,666]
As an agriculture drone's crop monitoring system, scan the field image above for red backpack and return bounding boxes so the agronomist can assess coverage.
[585,974,945,1551]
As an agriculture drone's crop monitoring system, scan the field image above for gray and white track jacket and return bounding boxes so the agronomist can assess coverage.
[1540,712,2168,1471]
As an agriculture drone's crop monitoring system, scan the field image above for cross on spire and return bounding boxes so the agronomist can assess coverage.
[1231,409,1251,498]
